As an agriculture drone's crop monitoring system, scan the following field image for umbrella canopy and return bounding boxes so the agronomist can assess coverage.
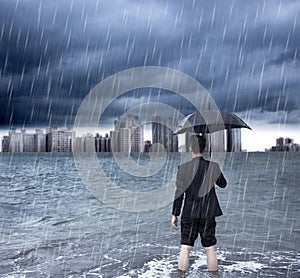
[174,110,251,135]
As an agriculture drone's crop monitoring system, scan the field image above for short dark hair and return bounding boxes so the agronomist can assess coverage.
[190,135,206,154]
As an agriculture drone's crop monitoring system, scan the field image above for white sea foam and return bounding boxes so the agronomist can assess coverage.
[116,249,288,277]
[138,258,175,277]
[222,261,264,273]
[117,256,177,278]
[189,252,207,271]
[84,266,103,277]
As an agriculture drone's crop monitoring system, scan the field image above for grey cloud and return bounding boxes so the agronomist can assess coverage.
[270,47,300,65]
[0,0,299,128]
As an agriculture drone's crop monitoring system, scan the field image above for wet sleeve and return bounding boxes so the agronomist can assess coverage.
[215,163,227,188]
[172,166,185,216]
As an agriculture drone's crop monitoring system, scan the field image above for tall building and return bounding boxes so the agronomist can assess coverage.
[173,135,179,152]
[104,133,111,152]
[206,131,226,152]
[24,131,35,152]
[4,129,46,152]
[74,137,85,152]
[276,137,284,151]
[270,137,299,152]
[152,117,178,152]
[284,138,293,151]
[46,128,74,152]
[84,133,95,152]
[95,133,111,152]
[110,130,119,152]
[95,133,101,152]
[184,132,191,152]
[144,140,152,152]
[131,126,143,152]
[35,129,46,152]
[2,136,10,152]
[226,129,241,152]
[112,115,144,153]
[183,129,240,153]
[8,129,24,152]
[119,127,131,152]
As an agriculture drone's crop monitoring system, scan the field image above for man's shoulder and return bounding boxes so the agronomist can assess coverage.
[209,160,220,167]
[178,160,191,170]
[213,160,223,171]
[178,157,209,169]
[178,158,221,171]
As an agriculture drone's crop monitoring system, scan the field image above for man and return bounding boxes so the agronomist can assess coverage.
[171,135,227,273]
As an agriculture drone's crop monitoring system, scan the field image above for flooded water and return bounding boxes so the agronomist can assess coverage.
[0,152,299,277]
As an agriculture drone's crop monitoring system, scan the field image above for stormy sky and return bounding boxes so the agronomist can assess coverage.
[0,0,299,149]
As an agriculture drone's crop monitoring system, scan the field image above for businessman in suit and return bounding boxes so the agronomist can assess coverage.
[171,135,227,273]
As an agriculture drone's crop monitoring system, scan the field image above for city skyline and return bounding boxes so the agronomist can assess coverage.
[267,137,300,152]
[3,124,299,153]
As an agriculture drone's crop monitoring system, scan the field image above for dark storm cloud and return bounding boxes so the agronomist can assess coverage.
[0,0,299,128]
[271,47,300,65]
[99,89,197,126]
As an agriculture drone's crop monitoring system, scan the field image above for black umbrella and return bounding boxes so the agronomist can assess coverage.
[174,110,251,135]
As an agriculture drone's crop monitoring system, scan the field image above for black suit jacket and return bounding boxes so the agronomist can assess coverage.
[172,156,227,219]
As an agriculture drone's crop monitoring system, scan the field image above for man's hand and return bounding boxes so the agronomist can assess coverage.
[171,215,178,230]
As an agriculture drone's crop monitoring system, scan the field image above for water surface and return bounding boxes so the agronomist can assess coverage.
[0,152,299,277]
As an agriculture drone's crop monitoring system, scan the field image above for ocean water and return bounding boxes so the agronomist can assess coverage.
[0,152,299,277]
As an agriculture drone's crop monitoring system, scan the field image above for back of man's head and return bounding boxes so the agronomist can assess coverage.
[190,135,206,154]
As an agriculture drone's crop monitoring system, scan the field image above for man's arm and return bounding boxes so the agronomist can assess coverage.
[171,166,185,229]
[215,164,227,188]
[171,215,178,229]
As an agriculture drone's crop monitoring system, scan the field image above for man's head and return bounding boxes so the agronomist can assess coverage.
[190,135,206,154]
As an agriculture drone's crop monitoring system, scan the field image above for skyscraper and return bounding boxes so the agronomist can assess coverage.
[183,129,241,153]
[95,133,110,152]
[112,115,144,153]
[5,129,46,152]
[119,127,131,152]
[46,128,74,152]
[74,137,85,152]
[35,129,46,152]
[24,131,35,152]
[1,136,10,152]
[206,131,226,152]
[8,129,24,152]
[226,129,241,152]
[144,140,152,152]
[152,116,163,149]
[110,130,119,152]
[152,117,178,152]
[84,133,95,152]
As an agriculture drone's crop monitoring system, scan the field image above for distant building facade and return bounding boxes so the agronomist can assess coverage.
[3,129,46,152]
[226,129,241,152]
[95,133,110,152]
[74,137,85,152]
[111,115,144,153]
[183,129,241,153]
[152,117,178,152]
[206,131,226,152]
[73,132,111,153]
[8,129,25,152]
[144,140,152,152]
[84,133,95,152]
[268,137,300,152]
[35,129,46,152]
[1,136,10,152]
[46,128,74,152]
